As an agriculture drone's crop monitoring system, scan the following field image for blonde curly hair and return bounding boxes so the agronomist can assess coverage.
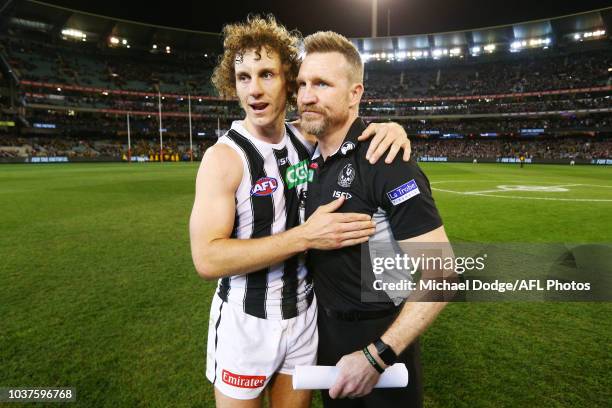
[211,15,302,108]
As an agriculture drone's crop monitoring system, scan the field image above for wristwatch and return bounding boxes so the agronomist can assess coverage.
[374,338,398,366]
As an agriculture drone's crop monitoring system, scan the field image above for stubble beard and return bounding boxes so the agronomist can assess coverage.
[300,109,348,137]
[301,114,329,136]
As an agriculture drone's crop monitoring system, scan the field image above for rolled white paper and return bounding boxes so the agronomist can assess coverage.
[292,363,408,390]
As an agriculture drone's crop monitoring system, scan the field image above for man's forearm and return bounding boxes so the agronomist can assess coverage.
[194,226,307,280]
[380,301,448,356]
[379,232,455,355]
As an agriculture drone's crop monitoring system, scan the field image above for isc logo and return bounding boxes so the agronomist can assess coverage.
[251,177,278,196]
[332,190,352,200]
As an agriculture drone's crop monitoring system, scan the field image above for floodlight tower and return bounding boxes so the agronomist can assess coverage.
[371,0,378,37]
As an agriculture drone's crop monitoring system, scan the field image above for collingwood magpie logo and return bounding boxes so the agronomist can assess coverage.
[337,163,355,188]
[340,141,355,155]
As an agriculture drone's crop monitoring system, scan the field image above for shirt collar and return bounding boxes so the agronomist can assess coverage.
[310,117,366,160]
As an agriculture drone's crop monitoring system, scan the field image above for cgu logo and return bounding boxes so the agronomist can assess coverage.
[285,159,313,189]
[251,177,278,196]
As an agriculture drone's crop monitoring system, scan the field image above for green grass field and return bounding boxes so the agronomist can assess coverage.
[1,162,611,407]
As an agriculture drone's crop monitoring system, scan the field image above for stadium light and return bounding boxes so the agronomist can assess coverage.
[109,36,130,48]
[510,40,526,51]
[484,44,496,52]
[576,29,606,40]
[61,28,86,40]
[397,51,409,60]
[527,38,550,47]
[152,44,158,49]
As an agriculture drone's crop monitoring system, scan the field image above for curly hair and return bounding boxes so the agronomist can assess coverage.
[211,15,302,108]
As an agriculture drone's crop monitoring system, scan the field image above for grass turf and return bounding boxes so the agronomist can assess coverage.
[1,162,610,407]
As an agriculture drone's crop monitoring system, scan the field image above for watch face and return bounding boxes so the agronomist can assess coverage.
[375,339,397,365]
[375,341,388,354]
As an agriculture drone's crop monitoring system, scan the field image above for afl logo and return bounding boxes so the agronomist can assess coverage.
[251,177,278,196]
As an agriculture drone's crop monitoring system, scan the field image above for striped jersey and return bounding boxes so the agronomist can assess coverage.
[215,121,315,320]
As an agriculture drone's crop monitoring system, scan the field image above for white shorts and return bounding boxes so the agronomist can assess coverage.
[205,293,318,400]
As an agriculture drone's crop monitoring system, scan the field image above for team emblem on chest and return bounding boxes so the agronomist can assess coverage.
[337,163,355,188]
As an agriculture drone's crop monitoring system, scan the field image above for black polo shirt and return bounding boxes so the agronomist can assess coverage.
[305,117,443,312]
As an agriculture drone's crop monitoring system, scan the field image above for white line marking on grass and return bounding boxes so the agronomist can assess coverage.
[431,181,612,202]
[463,193,612,202]
[576,184,612,188]
[462,189,507,194]
[550,184,582,188]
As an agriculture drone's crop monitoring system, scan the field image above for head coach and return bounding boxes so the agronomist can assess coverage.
[297,31,455,407]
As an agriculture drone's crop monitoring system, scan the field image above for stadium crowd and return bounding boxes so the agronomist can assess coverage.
[6,36,611,99]
[363,49,612,98]
[3,37,216,94]
[0,135,215,159]
[361,95,612,116]
[398,114,612,133]
[23,87,612,118]
[412,138,612,159]
[2,28,611,164]
[1,134,609,160]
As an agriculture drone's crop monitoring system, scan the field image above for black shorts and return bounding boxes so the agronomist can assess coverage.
[317,308,423,408]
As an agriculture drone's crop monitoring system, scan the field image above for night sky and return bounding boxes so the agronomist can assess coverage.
[44,0,612,37]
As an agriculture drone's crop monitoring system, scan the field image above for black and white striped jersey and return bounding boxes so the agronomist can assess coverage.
[215,121,315,320]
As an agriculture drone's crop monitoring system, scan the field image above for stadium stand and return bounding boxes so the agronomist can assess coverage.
[0,0,610,163]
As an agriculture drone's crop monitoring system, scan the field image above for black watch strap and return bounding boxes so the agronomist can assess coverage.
[374,338,398,366]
